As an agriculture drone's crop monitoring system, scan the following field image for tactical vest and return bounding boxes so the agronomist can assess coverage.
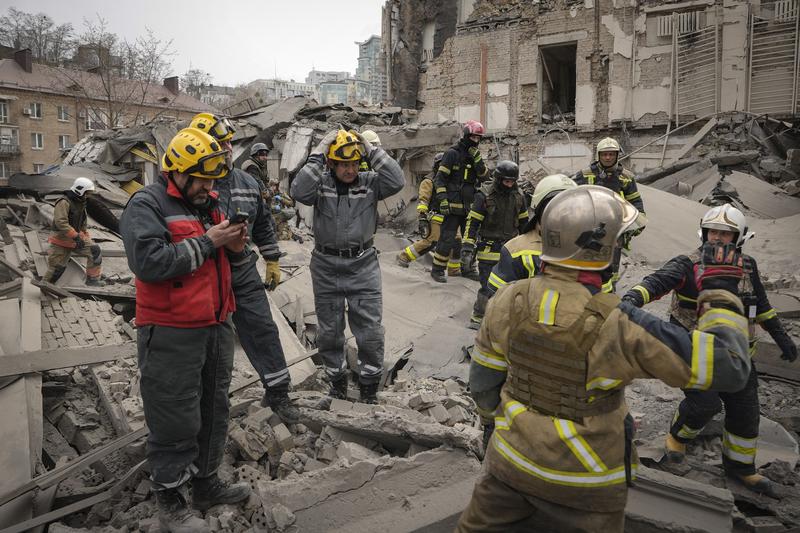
[670,249,756,339]
[55,195,87,233]
[506,291,623,422]
[479,182,525,243]
[581,164,633,196]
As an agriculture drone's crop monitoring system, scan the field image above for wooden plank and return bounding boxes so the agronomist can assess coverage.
[669,117,718,163]
[0,342,136,378]
[30,280,74,299]
[23,232,47,279]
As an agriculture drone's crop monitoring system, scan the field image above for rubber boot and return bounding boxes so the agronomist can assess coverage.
[261,386,300,425]
[155,487,209,533]
[329,374,348,399]
[395,251,411,268]
[664,434,686,463]
[85,276,106,287]
[431,266,447,283]
[191,474,251,511]
[359,381,379,404]
[732,473,779,498]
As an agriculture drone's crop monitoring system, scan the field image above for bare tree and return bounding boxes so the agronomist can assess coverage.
[0,7,75,62]
[181,68,213,99]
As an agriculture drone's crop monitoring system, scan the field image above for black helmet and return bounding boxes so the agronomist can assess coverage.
[493,160,519,180]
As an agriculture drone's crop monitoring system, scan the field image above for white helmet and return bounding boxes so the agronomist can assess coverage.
[699,203,754,247]
[531,174,578,211]
[596,137,621,161]
[361,129,381,147]
[70,177,95,196]
[540,185,646,271]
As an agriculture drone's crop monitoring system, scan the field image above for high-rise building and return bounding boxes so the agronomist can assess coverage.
[355,35,386,105]
[305,70,350,86]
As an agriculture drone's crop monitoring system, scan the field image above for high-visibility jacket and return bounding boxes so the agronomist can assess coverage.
[574,162,644,213]
[470,265,750,512]
[48,193,89,248]
[120,174,236,328]
[433,140,488,216]
[487,229,543,294]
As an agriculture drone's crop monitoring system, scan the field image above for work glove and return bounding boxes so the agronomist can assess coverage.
[468,146,482,163]
[695,241,743,295]
[482,422,495,451]
[264,260,281,291]
[460,244,475,270]
[73,236,85,250]
[439,199,450,216]
[354,131,375,158]
[418,215,430,237]
[311,130,339,157]
[773,330,798,363]
[621,291,644,308]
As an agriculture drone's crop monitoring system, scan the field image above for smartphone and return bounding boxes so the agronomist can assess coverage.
[230,212,250,224]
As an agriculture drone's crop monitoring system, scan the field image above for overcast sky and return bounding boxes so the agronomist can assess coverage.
[3,0,385,86]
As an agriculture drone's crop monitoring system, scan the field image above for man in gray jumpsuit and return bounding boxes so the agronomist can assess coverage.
[292,129,404,403]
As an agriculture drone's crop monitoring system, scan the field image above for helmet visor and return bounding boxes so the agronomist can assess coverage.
[332,142,363,161]
[186,152,229,178]
[209,118,235,141]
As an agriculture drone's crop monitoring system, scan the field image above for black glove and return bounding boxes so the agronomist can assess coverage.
[73,236,85,250]
[774,331,798,362]
[621,291,644,307]
[439,199,450,216]
[695,242,743,295]
[418,216,430,237]
[482,422,495,451]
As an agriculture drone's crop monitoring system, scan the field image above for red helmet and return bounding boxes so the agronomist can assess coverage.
[463,120,485,138]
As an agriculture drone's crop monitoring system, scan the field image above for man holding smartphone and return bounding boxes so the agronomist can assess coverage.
[190,112,298,424]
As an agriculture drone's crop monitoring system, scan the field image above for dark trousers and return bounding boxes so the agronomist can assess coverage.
[231,252,290,389]
[432,214,466,271]
[137,321,234,488]
[457,472,625,533]
[670,362,760,476]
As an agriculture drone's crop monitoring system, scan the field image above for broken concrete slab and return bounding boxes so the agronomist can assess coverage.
[725,171,800,219]
[757,416,799,469]
[256,449,481,533]
[335,441,381,463]
[279,126,314,175]
[376,124,462,151]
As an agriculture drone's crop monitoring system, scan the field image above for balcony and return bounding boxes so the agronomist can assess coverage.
[0,143,21,157]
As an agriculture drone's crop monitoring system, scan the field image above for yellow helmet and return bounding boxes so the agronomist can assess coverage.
[327,130,363,162]
[190,112,235,142]
[161,127,229,179]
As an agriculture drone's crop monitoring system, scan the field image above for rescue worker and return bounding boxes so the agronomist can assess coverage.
[241,142,270,187]
[359,130,381,171]
[268,178,298,241]
[43,177,104,286]
[292,129,404,403]
[120,127,250,532]
[395,153,463,276]
[430,120,489,283]
[190,112,298,424]
[458,185,752,532]
[622,204,798,497]
[462,160,528,328]
[574,137,645,292]
[486,174,577,296]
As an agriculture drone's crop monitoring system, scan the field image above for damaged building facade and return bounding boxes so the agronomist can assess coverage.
[383,0,800,171]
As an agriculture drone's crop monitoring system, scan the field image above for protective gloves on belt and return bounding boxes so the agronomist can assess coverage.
[264,260,281,291]
[418,215,430,236]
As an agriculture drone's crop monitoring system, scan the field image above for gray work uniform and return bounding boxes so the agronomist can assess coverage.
[291,148,404,384]
[215,168,291,390]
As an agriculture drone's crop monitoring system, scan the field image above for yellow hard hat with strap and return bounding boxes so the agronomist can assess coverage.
[190,112,235,142]
[161,127,228,179]
[327,130,363,162]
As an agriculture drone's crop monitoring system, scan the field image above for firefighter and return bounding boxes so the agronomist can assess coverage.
[120,127,250,531]
[190,112,298,424]
[268,179,298,241]
[487,174,577,296]
[622,204,798,497]
[574,137,645,292]
[430,120,489,283]
[458,186,752,532]
[359,130,381,171]
[462,160,528,329]
[396,153,463,276]
[43,177,104,286]
[292,129,404,403]
[240,142,270,187]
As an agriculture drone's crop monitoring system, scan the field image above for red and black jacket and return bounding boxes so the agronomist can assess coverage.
[120,174,236,328]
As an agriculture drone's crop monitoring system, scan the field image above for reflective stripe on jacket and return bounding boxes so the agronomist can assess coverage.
[120,174,236,328]
[574,162,644,213]
[471,265,750,512]
[488,229,543,294]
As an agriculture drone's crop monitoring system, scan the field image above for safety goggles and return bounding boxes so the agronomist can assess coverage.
[209,117,235,141]
[332,142,363,161]
[185,151,228,178]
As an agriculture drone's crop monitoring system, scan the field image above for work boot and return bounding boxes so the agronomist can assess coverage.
[85,277,106,287]
[431,268,447,283]
[329,374,348,399]
[731,473,779,498]
[664,434,686,463]
[468,315,482,330]
[191,474,251,511]
[359,382,379,404]
[154,487,209,533]
[395,252,411,268]
[261,386,300,425]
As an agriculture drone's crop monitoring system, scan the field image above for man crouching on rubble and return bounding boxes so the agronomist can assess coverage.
[458,186,752,532]
[291,129,404,403]
[120,128,251,532]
